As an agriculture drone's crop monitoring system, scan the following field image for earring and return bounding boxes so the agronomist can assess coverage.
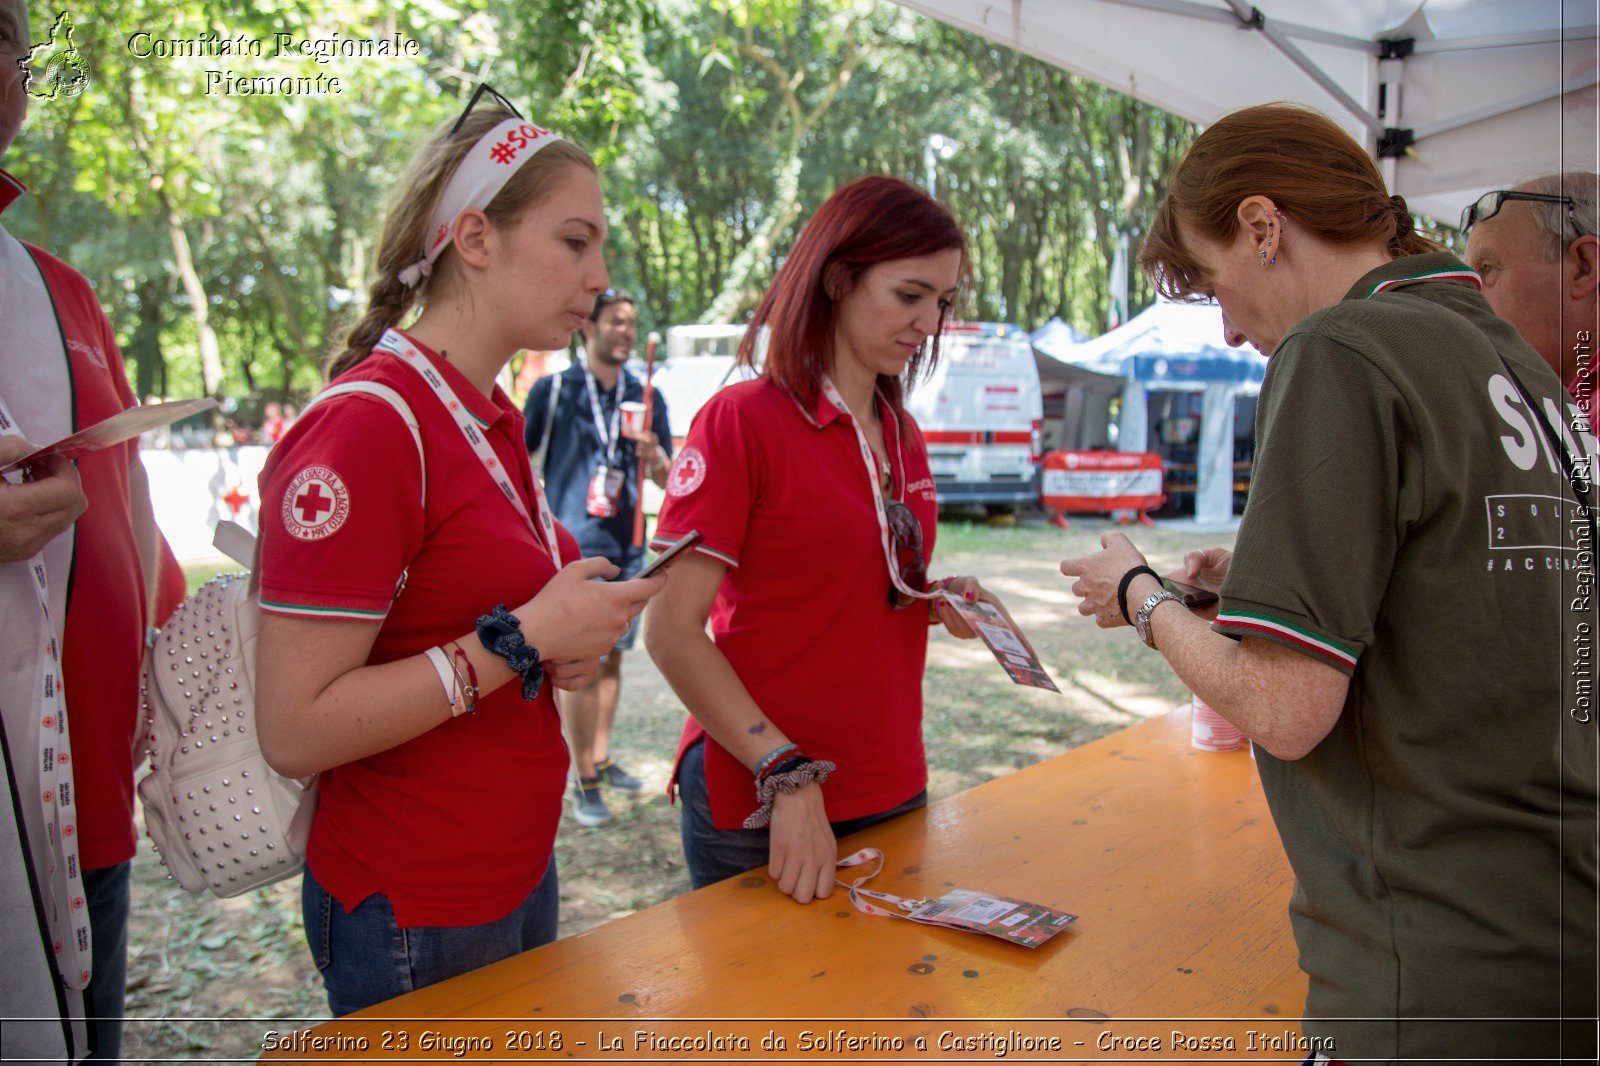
[1262,219,1279,268]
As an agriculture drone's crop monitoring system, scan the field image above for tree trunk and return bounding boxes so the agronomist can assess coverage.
[162,205,225,399]
[705,150,803,322]
[130,278,165,399]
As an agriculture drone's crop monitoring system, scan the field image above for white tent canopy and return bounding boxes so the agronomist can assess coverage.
[894,0,1598,221]
[1043,301,1267,524]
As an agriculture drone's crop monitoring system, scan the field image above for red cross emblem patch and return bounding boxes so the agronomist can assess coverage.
[283,465,351,542]
[667,446,707,497]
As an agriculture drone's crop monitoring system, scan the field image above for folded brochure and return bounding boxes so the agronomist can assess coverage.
[1,398,217,475]
[940,592,1060,692]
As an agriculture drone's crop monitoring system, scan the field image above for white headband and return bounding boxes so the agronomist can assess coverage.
[398,117,565,288]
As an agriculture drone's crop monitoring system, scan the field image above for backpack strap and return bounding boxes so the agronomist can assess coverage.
[533,371,561,477]
[307,381,426,508]
[212,380,427,568]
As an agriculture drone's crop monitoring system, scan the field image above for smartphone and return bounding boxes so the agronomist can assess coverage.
[636,530,703,579]
[1160,576,1219,609]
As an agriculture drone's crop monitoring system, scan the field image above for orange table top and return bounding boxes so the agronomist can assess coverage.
[275,708,1307,1062]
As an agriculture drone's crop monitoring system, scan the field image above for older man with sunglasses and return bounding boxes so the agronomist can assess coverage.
[1463,175,1600,432]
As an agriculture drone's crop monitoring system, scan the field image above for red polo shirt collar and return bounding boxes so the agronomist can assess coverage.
[786,378,890,429]
[0,169,26,216]
[395,329,513,429]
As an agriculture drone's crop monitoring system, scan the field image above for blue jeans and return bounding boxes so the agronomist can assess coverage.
[83,861,131,1063]
[678,737,927,889]
[302,859,559,1017]
[610,549,644,651]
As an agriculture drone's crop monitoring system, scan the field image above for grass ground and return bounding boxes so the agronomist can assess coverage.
[123,514,1237,1061]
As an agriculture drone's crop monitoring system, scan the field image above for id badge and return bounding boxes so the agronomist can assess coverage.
[586,465,625,518]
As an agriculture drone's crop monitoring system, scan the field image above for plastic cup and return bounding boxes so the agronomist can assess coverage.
[620,401,647,434]
[1190,696,1243,752]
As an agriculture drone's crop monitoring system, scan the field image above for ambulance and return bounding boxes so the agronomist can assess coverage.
[905,321,1044,509]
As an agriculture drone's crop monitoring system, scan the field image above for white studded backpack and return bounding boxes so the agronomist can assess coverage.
[137,382,424,897]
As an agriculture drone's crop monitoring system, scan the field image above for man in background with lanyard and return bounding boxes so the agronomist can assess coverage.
[523,289,672,827]
[0,1,161,1057]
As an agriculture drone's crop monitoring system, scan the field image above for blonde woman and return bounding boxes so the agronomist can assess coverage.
[255,87,663,1015]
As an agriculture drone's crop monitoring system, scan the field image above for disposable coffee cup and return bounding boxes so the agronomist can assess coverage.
[620,401,647,434]
[1191,696,1243,752]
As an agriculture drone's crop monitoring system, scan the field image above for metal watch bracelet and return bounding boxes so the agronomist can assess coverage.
[1134,590,1183,649]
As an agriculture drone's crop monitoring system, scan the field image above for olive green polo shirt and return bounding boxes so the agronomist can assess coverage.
[1217,253,1597,1061]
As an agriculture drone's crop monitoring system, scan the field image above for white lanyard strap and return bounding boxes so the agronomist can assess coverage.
[818,375,932,603]
[0,390,92,990]
[373,330,561,567]
[581,364,625,467]
[835,848,926,919]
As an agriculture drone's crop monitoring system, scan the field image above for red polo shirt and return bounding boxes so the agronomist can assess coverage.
[652,377,939,829]
[258,335,578,927]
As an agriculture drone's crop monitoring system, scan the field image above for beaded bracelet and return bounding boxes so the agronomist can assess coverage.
[757,755,809,783]
[742,758,837,829]
[475,604,544,701]
[753,742,798,779]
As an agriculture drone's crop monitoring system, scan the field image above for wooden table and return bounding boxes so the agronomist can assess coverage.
[276,708,1307,1062]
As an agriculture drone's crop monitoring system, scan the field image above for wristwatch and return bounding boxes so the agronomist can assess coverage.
[1134,590,1182,650]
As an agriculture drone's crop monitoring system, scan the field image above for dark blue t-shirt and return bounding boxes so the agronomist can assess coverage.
[523,360,672,568]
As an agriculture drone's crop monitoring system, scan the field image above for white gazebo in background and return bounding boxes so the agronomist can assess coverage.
[1037,302,1268,525]
[895,0,1597,222]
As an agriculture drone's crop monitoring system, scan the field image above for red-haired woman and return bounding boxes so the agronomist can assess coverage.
[1062,104,1595,1059]
[646,176,1005,904]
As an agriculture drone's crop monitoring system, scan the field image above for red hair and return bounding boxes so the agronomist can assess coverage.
[738,176,969,414]
[1140,103,1443,300]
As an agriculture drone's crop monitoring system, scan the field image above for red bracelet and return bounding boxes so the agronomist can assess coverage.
[446,641,479,715]
[447,641,479,690]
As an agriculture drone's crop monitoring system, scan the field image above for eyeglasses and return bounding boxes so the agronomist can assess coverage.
[450,82,523,135]
[589,289,635,323]
[885,501,927,609]
[1460,190,1579,237]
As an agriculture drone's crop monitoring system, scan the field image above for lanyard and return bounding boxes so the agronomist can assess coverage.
[834,847,928,919]
[373,330,562,568]
[817,375,934,603]
[581,363,626,467]
[0,391,92,990]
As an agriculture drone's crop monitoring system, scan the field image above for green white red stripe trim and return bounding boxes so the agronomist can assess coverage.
[260,598,387,622]
[1215,610,1358,670]
[652,537,739,569]
[692,544,738,568]
[1367,267,1481,298]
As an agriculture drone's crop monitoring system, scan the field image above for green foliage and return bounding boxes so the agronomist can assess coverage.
[9,0,1195,407]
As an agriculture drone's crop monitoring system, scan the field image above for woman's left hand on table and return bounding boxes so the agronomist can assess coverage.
[1060,531,1151,629]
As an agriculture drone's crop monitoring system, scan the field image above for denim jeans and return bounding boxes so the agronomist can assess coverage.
[302,859,559,1017]
[83,861,131,1063]
[677,737,927,889]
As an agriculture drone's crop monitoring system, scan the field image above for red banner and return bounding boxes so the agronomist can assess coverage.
[1040,450,1164,513]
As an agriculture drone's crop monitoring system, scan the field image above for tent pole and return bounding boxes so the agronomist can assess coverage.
[1220,0,1383,136]
[1413,27,1599,54]
[1412,74,1600,141]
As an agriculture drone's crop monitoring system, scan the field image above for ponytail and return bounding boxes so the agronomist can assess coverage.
[328,267,418,380]
[1385,194,1440,258]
